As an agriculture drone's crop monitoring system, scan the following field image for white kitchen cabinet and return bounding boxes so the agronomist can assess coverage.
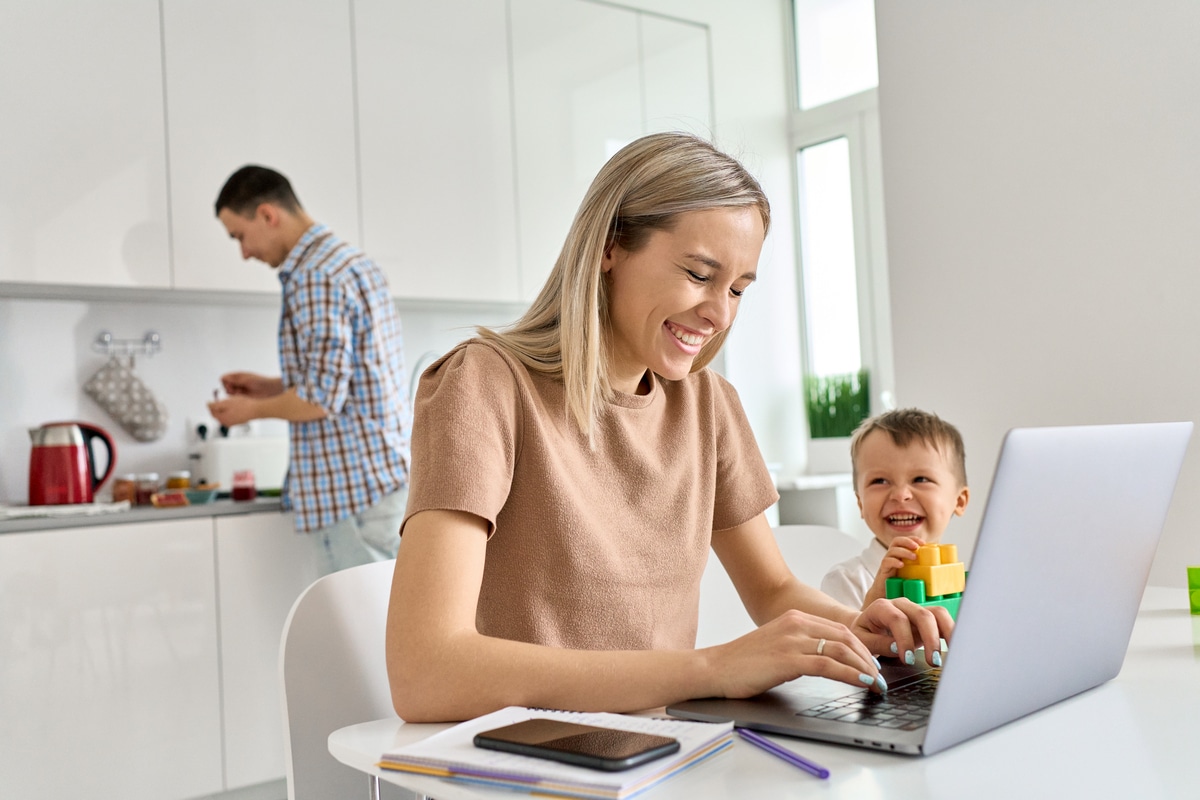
[641,15,712,137]
[214,511,317,789]
[0,519,222,799]
[0,0,170,287]
[162,0,360,293]
[354,0,520,303]
[510,0,642,300]
[509,1,713,302]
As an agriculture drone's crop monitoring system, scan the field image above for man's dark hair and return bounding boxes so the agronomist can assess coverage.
[215,165,303,217]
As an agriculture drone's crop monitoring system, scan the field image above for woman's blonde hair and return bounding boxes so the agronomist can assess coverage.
[479,132,770,438]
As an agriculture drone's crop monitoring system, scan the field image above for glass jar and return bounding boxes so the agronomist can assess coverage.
[231,469,256,502]
[166,470,191,490]
[112,474,137,504]
[135,473,160,506]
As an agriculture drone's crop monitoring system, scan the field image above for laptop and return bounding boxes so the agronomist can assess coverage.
[669,422,1192,756]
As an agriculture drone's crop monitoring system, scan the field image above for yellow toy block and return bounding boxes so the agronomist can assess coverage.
[898,545,966,596]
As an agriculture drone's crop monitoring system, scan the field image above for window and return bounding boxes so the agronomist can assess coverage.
[791,0,893,442]
[793,0,878,111]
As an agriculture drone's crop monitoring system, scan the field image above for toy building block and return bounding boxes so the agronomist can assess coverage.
[886,544,968,620]
[1188,566,1200,615]
[896,544,966,597]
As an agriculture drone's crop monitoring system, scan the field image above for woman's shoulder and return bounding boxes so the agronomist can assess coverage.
[421,338,533,395]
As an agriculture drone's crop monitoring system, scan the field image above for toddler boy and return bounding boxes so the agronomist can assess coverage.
[820,408,970,610]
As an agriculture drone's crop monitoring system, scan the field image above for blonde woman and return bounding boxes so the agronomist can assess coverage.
[387,132,950,722]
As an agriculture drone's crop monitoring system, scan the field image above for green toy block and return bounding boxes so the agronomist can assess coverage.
[1187,566,1200,615]
[886,575,965,620]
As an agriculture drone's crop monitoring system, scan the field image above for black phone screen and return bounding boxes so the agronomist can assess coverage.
[473,718,681,772]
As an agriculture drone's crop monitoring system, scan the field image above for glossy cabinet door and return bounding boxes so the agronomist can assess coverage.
[0,0,170,287]
[509,1,713,302]
[0,519,222,799]
[355,0,520,303]
[510,0,642,301]
[215,511,319,789]
[162,0,360,293]
[641,15,712,137]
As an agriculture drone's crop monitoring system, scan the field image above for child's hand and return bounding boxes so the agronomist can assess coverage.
[861,536,924,610]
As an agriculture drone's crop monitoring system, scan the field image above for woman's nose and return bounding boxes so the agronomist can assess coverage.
[700,292,734,331]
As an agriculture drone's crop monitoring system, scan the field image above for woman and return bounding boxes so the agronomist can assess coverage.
[387,132,950,722]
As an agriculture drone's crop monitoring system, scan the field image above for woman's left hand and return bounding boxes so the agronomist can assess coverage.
[850,598,953,667]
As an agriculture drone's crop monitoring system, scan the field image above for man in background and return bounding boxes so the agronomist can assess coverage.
[208,165,410,574]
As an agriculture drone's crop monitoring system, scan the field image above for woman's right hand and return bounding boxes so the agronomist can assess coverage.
[706,609,885,699]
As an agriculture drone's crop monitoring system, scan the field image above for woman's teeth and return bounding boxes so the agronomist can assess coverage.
[668,324,703,346]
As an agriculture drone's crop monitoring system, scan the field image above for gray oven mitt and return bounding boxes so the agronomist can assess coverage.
[83,357,168,442]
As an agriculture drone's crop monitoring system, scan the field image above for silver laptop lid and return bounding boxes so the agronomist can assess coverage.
[923,422,1191,754]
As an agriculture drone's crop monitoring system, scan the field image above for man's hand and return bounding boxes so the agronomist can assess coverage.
[220,372,283,399]
[207,395,261,427]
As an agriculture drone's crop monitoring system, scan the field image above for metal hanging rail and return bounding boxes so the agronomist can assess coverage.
[92,330,162,359]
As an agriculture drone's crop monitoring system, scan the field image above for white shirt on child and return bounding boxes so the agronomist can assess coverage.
[820,537,888,609]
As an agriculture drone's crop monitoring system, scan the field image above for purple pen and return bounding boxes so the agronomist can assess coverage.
[736,727,830,779]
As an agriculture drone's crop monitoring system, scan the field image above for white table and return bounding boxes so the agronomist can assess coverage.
[329,587,1200,799]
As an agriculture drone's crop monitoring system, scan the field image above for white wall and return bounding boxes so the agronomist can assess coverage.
[875,1,1200,586]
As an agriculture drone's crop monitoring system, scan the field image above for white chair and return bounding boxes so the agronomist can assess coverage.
[695,524,865,648]
[279,559,423,800]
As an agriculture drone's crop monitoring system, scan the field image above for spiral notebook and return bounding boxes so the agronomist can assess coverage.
[378,706,734,800]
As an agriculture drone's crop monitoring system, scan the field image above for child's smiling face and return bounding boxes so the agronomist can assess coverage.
[854,429,970,546]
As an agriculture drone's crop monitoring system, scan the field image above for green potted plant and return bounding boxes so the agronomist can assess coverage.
[804,369,870,439]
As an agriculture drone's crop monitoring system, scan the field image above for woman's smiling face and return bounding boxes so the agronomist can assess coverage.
[602,207,765,394]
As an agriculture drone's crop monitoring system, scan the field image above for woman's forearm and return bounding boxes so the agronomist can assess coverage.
[388,628,717,722]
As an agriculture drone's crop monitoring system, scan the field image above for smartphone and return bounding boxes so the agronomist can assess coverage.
[473,718,680,771]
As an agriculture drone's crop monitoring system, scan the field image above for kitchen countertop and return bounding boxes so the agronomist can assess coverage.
[0,497,286,534]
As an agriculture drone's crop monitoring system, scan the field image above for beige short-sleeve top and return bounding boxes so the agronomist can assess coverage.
[404,339,778,651]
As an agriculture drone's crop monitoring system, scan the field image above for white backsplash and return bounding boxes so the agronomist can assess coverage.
[0,294,519,505]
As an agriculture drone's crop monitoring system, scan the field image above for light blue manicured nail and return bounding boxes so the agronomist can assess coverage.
[932,650,943,667]
[890,642,898,654]
[872,656,881,669]
[876,674,888,693]
[859,673,875,687]
[905,650,915,666]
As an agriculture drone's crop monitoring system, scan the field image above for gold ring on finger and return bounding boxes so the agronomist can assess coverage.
[816,638,827,656]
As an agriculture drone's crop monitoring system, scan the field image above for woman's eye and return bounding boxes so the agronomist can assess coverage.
[686,270,709,283]
[730,286,745,298]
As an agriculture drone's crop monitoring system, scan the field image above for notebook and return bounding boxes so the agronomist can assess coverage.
[668,422,1192,756]
[378,705,734,799]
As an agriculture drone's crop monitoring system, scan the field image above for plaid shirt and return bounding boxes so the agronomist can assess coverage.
[276,224,411,532]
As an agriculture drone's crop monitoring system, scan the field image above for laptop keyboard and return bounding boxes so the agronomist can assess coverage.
[795,672,940,731]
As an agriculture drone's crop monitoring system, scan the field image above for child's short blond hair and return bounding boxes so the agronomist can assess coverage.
[849,408,967,489]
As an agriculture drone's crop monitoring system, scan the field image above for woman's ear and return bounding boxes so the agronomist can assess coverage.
[601,242,618,273]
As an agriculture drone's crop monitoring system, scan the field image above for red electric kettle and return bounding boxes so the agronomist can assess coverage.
[28,421,117,506]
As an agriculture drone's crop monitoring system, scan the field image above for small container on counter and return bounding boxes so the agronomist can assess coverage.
[135,473,161,506]
[166,470,191,490]
[231,469,256,502]
[112,474,137,505]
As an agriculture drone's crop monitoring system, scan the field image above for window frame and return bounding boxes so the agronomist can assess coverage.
[789,86,895,430]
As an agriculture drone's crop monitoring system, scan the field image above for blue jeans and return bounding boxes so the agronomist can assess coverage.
[312,487,407,575]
